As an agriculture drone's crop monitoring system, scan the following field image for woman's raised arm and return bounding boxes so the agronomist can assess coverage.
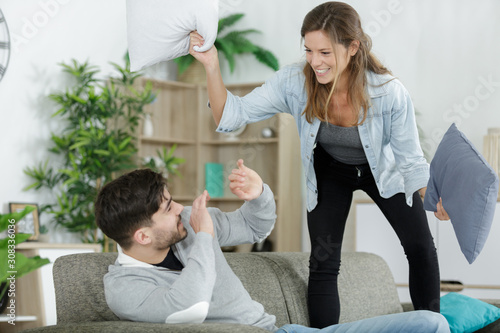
[189,31,227,126]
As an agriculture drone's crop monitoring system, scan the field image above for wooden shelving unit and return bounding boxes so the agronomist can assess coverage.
[138,78,303,252]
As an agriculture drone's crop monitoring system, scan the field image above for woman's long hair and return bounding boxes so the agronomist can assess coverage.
[301,1,391,125]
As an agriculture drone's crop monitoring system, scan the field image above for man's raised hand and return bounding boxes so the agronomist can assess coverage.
[228,159,264,201]
[189,190,214,237]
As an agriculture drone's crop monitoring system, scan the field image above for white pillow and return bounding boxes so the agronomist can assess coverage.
[126,0,219,72]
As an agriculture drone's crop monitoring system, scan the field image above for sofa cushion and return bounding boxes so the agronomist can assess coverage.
[53,252,119,324]
[424,123,499,264]
[337,252,403,322]
[224,253,294,327]
[441,292,500,333]
[228,252,403,326]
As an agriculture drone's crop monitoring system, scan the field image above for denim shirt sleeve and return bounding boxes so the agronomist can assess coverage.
[388,83,430,205]
[216,64,302,133]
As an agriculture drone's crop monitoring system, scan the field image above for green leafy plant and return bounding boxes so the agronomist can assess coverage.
[38,225,48,235]
[23,58,184,249]
[142,144,186,178]
[175,13,279,74]
[0,206,50,300]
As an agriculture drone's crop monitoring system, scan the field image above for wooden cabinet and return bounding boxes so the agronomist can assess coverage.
[138,78,303,252]
[0,243,101,332]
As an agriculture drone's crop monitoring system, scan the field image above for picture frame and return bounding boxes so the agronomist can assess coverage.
[9,202,40,241]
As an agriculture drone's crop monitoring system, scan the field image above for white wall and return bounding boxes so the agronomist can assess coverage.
[222,0,500,155]
[0,0,128,241]
[1,0,499,245]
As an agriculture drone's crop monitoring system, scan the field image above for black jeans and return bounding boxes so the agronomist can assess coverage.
[307,143,440,329]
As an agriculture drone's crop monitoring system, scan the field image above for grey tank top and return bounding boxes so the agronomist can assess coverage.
[316,122,368,165]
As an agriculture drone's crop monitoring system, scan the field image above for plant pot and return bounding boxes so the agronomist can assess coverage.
[37,233,50,243]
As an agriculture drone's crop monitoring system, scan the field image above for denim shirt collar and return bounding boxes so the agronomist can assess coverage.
[366,71,392,98]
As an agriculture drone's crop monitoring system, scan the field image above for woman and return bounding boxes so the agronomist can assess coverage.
[189,2,449,328]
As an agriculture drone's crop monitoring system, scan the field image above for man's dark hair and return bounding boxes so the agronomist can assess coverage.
[95,168,167,250]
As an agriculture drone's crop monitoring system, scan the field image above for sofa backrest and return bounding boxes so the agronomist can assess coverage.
[225,252,403,326]
[53,252,119,324]
[53,251,402,326]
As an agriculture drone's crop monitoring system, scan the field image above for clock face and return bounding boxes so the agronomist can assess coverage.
[0,9,10,82]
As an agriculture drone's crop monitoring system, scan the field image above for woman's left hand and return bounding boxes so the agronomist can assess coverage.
[420,188,450,220]
[435,198,450,221]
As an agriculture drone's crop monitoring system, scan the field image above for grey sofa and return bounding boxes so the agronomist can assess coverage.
[22,251,500,333]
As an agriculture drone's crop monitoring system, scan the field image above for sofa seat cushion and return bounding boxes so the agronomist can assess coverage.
[20,321,269,333]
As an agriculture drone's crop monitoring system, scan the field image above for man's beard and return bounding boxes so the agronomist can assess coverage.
[153,224,188,251]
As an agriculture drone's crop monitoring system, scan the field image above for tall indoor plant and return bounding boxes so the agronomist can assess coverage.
[175,13,279,76]
[0,206,50,310]
[23,57,174,250]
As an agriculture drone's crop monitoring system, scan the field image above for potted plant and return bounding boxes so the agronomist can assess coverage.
[0,206,50,313]
[24,57,183,251]
[142,144,186,179]
[175,13,279,82]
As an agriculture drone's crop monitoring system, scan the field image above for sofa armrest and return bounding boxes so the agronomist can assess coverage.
[20,321,269,333]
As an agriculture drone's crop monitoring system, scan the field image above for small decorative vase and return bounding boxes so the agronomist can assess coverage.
[37,233,50,243]
[483,128,500,201]
[143,114,154,137]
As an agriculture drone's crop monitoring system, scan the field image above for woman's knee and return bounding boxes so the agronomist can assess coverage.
[403,239,438,262]
[309,238,342,273]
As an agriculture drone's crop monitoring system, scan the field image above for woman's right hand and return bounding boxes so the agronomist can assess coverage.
[189,31,219,71]
[189,30,227,126]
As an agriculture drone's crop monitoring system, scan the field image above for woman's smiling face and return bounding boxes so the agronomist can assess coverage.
[304,30,351,85]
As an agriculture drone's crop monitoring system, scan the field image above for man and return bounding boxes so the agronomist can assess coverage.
[95,159,450,333]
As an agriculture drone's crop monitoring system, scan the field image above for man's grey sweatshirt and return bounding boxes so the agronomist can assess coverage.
[103,184,279,332]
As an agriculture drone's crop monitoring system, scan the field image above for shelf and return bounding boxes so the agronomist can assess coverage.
[140,137,196,145]
[140,77,197,89]
[170,196,196,202]
[172,196,279,202]
[0,315,37,322]
[137,78,302,252]
[17,242,102,250]
[201,138,279,145]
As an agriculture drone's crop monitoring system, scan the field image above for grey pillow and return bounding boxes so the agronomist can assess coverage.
[424,123,499,264]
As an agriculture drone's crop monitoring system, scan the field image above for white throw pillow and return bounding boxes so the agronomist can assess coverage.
[126,0,219,72]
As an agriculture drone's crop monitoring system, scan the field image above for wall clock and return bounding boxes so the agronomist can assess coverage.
[0,8,10,82]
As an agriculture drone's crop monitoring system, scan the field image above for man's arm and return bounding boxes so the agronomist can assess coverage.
[211,160,277,247]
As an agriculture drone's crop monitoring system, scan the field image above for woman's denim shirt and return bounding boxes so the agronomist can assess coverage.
[216,62,429,212]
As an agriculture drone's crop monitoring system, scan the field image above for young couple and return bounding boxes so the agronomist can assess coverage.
[95,2,450,332]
